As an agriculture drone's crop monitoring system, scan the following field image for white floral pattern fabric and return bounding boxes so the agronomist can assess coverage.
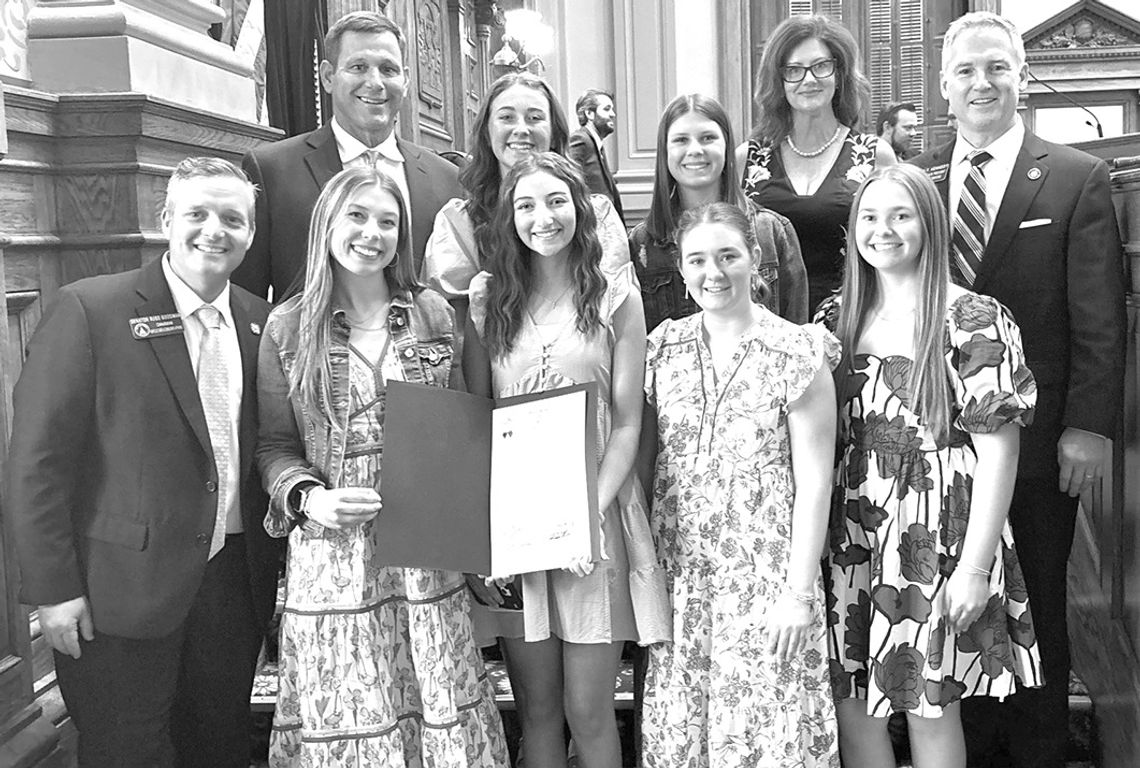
[824,292,1044,719]
[270,346,508,767]
[641,310,841,768]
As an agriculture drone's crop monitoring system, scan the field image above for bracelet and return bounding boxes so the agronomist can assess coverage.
[958,562,991,577]
[785,587,820,607]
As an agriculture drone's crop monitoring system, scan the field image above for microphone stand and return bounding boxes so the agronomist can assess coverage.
[1028,69,1104,138]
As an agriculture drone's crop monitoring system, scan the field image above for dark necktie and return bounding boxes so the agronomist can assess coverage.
[951,150,993,286]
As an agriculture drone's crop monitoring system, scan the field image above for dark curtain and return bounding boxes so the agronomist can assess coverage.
[265,0,329,135]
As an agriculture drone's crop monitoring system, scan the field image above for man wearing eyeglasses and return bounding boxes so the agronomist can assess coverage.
[911,12,1124,767]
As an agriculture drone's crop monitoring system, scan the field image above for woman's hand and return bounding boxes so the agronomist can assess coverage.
[465,574,504,607]
[303,486,381,529]
[563,556,595,578]
[766,592,815,664]
[944,569,990,633]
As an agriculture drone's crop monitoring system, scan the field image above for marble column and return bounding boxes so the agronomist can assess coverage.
[26,0,258,121]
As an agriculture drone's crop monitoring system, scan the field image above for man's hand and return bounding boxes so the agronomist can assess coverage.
[1058,427,1107,498]
[39,596,94,659]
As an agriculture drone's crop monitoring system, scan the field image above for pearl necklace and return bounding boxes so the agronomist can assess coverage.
[786,125,844,158]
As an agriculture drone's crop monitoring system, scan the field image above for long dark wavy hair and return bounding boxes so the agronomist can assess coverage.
[835,164,952,443]
[291,167,420,427]
[644,93,746,244]
[483,153,606,360]
[751,14,871,144]
[460,72,571,257]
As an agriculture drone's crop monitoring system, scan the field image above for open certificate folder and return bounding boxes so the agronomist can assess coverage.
[378,380,602,577]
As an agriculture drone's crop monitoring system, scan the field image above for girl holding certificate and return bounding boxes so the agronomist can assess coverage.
[639,202,840,766]
[256,167,507,765]
[464,152,668,768]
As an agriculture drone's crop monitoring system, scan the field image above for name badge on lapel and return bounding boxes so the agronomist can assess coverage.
[130,313,184,340]
[924,163,949,183]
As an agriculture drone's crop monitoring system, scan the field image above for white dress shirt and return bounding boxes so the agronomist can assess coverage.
[948,117,1025,242]
[162,255,244,533]
[329,118,411,210]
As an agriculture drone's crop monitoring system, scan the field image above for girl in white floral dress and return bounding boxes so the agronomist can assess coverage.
[640,201,840,767]
[257,167,508,766]
[823,165,1040,768]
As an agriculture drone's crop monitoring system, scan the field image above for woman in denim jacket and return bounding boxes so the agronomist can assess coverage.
[629,93,809,333]
[256,166,507,766]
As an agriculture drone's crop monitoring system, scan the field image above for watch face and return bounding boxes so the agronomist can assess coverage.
[495,577,524,611]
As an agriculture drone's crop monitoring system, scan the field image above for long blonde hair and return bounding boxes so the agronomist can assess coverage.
[835,164,952,443]
[290,167,420,426]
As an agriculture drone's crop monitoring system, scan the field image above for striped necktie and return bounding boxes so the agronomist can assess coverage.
[196,305,231,560]
[951,150,993,286]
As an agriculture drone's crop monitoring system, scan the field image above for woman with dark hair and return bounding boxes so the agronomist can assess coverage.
[422,72,629,332]
[823,164,1041,767]
[464,152,668,768]
[257,166,508,765]
[736,14,895,313]
[639,201,839,766]
[630,93,808,331]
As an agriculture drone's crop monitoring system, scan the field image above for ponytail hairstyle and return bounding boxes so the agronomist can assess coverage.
[674,201,770,306]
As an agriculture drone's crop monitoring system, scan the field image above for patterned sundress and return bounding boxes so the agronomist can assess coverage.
[826,292,1044,718]
[270,342,508,766]
[642,309,841,768]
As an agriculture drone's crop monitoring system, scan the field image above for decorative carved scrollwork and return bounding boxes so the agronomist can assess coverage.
[417,0,445,108]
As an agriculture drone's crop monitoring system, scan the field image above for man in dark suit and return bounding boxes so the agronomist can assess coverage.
[568,88,625,223]
[6,157,281,767]
[231,11,461,300]
[911,12,1125,768]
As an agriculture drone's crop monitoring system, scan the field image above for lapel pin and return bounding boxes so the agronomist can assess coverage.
[1027,167,1042,180]
[250,322,262,335]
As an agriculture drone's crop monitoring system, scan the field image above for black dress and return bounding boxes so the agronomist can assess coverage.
[742,132,879,313]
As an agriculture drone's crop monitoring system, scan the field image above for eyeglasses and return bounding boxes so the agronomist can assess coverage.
[780,59,837,83]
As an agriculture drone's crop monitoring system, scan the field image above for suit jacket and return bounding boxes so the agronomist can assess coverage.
[911,130,1126,478]
[232,123,462,300]
[5,258,281,638]
[568,126,625,223]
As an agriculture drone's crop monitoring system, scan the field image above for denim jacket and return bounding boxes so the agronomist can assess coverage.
[256,288,459,537]
[629,200,809,332]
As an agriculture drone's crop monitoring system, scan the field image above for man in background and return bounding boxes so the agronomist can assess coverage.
[569,88,625,223]
[232,11,460,300]
[911,12,1125,767]
[876,101,919,160]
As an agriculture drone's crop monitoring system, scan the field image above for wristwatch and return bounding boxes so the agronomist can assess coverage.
[289,482,320,521]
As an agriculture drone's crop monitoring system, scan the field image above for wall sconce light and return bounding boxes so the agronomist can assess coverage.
[491,8,554,73]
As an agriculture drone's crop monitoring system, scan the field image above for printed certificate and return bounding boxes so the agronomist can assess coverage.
[378,380,600,575]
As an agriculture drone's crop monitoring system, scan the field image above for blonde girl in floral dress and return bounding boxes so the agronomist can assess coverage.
[640,201,840,767]
[735,14,895,312]
[823,164,1041,768]
[257,166,507,766]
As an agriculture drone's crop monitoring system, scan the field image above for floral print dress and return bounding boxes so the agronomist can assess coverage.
[742,131,878,313]
[270,345,508,766]
[642,310,840,768]
[826,293,1043,718]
